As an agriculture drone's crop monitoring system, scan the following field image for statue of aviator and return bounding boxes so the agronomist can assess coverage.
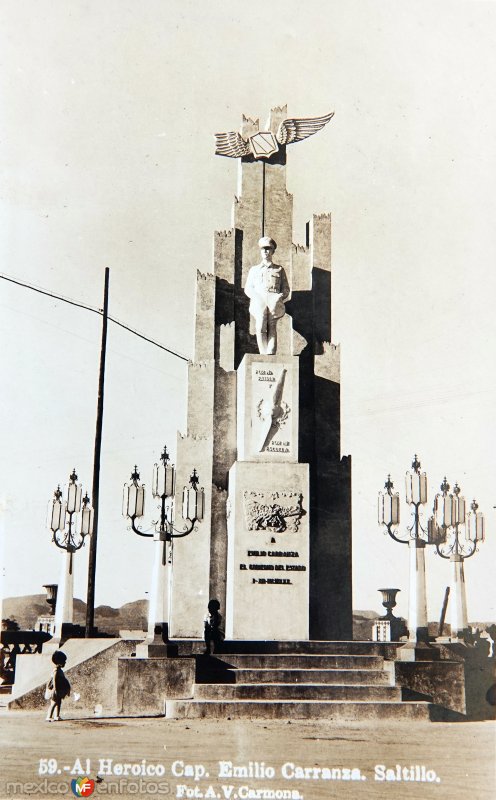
[244,236,290,355]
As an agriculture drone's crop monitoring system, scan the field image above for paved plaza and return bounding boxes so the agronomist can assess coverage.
[0,711,494,800]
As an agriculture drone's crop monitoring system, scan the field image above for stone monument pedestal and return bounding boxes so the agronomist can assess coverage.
[226,461,309,640]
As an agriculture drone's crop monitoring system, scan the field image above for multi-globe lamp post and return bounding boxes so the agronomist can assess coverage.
[378,456,434,647]
[379,458,487,648]
[430,479,485,640]
[123,446,204,643]
[48,469,94,638]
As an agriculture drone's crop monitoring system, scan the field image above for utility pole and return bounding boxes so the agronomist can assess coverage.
[85,267,109,636]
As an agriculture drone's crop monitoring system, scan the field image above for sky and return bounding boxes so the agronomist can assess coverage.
[1,0,495,626]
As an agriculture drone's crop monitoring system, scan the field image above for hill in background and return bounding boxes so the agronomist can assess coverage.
[4,595,384,638]
[2,594,147,635]
[4,595,492,640]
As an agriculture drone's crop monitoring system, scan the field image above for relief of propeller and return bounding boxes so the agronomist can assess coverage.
[257,368,287,452]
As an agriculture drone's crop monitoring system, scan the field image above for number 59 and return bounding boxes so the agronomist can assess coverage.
[39,758,58,774]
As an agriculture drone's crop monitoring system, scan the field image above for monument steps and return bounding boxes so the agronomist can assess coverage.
[194,684,401,701]
[224,668,392,685]
[166,643,447,720]
[214,641,397,657]
[166,699,432,721]
[198,654,385,669]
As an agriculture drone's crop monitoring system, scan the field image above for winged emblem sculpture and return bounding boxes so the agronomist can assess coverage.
[215,111,334,160]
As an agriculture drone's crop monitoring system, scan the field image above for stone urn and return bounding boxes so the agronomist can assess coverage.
[43,584,58,616]
[377,588,407,641]
[378,588,400,616]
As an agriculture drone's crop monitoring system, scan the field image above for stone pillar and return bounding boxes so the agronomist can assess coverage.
[233,110,293,289]
[53,551,74,637]
[146,534,169,638]
[194,272,216,361]
[169,270,217,637]
[407,539,428,643]
[450,555,468,639]
[169,434,212,638]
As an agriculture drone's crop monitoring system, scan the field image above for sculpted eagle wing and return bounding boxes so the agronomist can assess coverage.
[214,131,251,158]
[276,112,335,145]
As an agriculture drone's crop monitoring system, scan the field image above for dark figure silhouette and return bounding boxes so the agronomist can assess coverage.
[45,650,70,722]
[204,599,224,655]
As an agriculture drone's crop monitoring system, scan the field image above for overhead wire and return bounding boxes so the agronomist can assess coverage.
[0,272,190,362]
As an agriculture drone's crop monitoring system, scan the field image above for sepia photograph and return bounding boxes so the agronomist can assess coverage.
[1,1,495,798]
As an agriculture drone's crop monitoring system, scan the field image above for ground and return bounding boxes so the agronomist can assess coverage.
[0,712,494,800]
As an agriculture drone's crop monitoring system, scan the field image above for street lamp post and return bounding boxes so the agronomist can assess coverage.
[430,480,485,640]
[48,469,93,638]
[123,446,204,647]
[378,455,435,650]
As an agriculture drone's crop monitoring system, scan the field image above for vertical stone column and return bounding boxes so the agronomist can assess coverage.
[169,269,217,638]
[209,486,229,605]
[311,213,332,344]
[407,539,429,643]
[170,261,238,636]
[308,213,352,640]
[450,555,468,639]
[234,157,293,286]
[214,230,236,284]
[146,536,169,638]
[53,551,74,638]
[233,112,293,288]
[211,233,238,614]
[170,433,213,638]
[194,272,216,362]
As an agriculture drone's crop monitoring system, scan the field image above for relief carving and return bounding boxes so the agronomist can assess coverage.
[243,490,305,533]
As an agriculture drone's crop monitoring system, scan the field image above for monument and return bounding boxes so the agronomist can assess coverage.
[169,106,352,641]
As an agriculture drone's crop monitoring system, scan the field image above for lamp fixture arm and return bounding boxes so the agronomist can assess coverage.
[129,516,154,538]
[435,540,477,559]
[157,495,198,538]
[51,510,87,551]
[385,522,410,545]
[459,541,478,559]
[435,539,454,560]
[169,518,198,538]
[435,523,477,560]
[52,531,85,552]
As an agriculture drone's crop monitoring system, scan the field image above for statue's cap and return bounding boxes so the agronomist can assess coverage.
[258,236,277,251]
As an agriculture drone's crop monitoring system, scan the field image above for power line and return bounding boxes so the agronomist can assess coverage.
[0,273,101,315]
[107,315,189,361]
[0,272,190,362]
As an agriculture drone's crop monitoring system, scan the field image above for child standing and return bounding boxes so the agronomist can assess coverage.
[45,650,70,721]
[203,599,224,655]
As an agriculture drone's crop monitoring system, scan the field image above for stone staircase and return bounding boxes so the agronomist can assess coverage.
[166,641,439,720]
